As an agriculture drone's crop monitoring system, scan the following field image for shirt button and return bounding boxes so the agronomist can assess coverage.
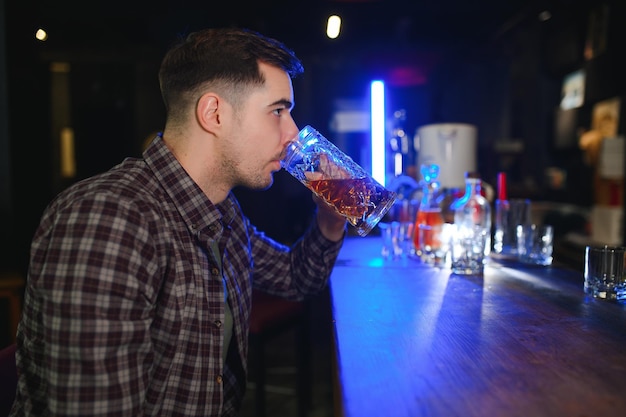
[216,375,223,384]
[214,320,222,328]
[211,267,220,276]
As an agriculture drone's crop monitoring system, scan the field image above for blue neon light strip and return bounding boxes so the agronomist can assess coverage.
[370,80,385,186]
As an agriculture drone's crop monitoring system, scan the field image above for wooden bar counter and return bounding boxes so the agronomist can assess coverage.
[329,236,626,417]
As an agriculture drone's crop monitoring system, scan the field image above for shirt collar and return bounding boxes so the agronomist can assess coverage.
[143,135,237,237]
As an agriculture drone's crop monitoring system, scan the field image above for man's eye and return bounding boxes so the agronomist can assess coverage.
[273,108,284,116]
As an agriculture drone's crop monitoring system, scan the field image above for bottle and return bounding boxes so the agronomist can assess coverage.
[450,172,491,274]
[413,164,444,261]
[493,172,511,255]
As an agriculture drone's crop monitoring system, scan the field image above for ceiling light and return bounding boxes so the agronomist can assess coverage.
[327,15,341,39]
[35,28,48,41]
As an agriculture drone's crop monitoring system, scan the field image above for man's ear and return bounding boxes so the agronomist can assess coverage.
[197,93,220,132]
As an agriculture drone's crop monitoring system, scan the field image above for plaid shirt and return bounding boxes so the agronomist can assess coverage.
[11,136,343,417]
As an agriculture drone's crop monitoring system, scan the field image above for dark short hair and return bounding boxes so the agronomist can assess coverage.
[159,27,304,118]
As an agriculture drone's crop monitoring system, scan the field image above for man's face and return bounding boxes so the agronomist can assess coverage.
[220,62,300,190]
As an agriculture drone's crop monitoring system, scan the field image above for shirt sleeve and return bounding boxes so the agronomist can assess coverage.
[249,216,344,300]
[18,193,160,416]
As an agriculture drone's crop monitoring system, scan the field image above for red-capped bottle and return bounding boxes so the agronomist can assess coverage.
[493,172,511,254]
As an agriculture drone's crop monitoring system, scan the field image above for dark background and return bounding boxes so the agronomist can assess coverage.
[1,0,625,275]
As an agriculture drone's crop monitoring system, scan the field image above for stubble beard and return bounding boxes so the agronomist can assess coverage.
[222,156,274,191]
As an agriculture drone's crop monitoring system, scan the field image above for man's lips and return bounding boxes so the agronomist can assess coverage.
[270,159,282,171]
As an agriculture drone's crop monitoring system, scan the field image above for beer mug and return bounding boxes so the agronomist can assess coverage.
[281,125,397,236]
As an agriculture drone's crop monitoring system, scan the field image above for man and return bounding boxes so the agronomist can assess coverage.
[11,28,346,416]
